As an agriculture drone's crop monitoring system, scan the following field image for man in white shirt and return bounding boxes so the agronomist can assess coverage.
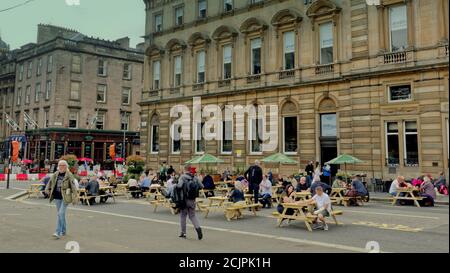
[259,175,272,208]
[307,186,332,231]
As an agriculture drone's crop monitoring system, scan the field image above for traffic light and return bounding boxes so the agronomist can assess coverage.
[109,144,116,160]
[11,141,19,163]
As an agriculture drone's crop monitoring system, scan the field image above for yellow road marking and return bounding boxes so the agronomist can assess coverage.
[352,221,423,233]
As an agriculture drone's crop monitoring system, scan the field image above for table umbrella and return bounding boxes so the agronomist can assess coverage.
[325,154,364,182]
[22,159,33,164]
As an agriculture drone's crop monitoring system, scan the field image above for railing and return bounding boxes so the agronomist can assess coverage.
[384,51,407,64]
[218,79,231,87]
[315,64,334,75]
[246,74,261,83]
[279,70,295,79]
[193,83,204,91]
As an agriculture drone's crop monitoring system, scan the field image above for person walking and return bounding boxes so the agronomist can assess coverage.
[45,160,78,239]
[176,165,204,240]
[244,160,263,206]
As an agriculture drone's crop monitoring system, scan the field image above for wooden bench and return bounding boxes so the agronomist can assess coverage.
[150,194,176,214]
[341,196,364,207]
[225,203,262,221]
[198,196,232,218]
[78,187,115,206]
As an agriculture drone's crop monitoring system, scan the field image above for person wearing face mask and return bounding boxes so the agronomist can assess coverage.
[45,160,78,239]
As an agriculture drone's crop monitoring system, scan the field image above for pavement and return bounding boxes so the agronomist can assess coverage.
[0,180,448,253]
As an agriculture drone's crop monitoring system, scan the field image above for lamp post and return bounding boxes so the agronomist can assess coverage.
[120,109,126,168]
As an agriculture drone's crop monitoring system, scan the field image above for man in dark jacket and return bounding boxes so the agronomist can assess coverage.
[244,160,263,205]
[177,165,204,240]
[305,161,315,180]
[85,178,99,205]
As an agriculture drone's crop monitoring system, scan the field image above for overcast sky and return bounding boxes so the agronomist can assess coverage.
[0,0,145,50]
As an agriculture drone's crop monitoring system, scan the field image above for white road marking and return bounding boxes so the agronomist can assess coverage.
[18,199,381,253]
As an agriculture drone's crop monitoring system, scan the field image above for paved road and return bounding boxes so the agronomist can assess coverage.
[0,181,448,253]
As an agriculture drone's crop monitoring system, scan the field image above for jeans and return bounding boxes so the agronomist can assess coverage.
[249,183,260,204]
[260,193,272,207]
[54,199,68,235]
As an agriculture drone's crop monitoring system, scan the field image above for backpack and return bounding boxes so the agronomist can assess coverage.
[185,175,201,200]
[438,185,448,195]
[171,183,185,209]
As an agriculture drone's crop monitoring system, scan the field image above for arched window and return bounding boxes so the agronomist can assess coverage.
[212,26,238,82]
[240,18,268,79]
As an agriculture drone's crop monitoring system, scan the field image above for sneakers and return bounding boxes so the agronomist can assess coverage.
[52,233,60,239]
[323,224,329,231]
[179,233,187,239]
[312,223,322,230]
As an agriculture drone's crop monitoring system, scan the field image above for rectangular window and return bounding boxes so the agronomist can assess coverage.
[172,124,181,153]
[250,118,263,153]
[389,85,411,102]
[37,58,42,76]
[123,63,132,80]
[386,122,400,166]
[223,44,232,79]
[121,112,130,131]
[198,0,207,18]
[174,55,182,86]
[24,111,30,130]
[155,14,163,32]
[224,0,233,12]
[27,62,33,78]
[404,121,418,166]
[33,110,39,126]
[25,86,31,104]
[70,81,80,101]
[175,7,184,26]
[44,109,49,128]
[321,113,337,137]
[68,112,78,128]
[47,55,53,73]
[122,88,131,105]
[320,22,334,64]
[283,31,295,70]
[284,116,298,153]
[35,83,41,102]
[18,64,24,81]
[71,55,81,73]
[151,125,160,153]
[96,84,107,103]
[16,87,22,105]
[98,59,107,76]
[197,51,206,83]
[45,80,52,100]
[153,60,161,89]
[195,122,205,153]
[96,113,105,130]
[389,5,408,52]
[222,120,233,153]
[251,38,262,75]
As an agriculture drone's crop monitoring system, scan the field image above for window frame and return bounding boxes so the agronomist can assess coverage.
[150,124,160,154]
[97,59,107,76]
[174,6,184,26]
[123,63,132,80]
[250,37,262,75]
[171,123,181,154]
[403,120,419,167]
[283,31,296,70]
[319,22,334,65]
[47,55,53,73]
[71,55,82,74]
[173,55,183,87]
[152,60,161,90]
[221,119,233,154]
[388,4,408,53]
[282,115,298,155]
[35,82,41,103]
[385,121,400,166]
[196,50,206,83]
[96,84,107,103]
[122,87,131,105]
[70,81,81,101]
[222,44,233,80]
[68,111,79,129]
[154,13,163,33]
[388,84,412,103]
[198,0,207,19]
[36,58,42,76]
[45,80,52,100]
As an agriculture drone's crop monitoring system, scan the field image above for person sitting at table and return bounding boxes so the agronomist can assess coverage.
[434,171,448,195]
[139,174,151,195]
[310,178,331,196]
[228,181,245,203]
[412,175,424,188]
[108,175,118,188]
[85,178,100,205]
[277,184,296,215]
[332,176,346,189]
[221,168,231,182]
[344,175,367,206]
[419,176,436,207]
[306,186,332,231]
[127,178,141,199]
[389,176,408,197]
[295,176,310,192]
[78,177,88,189]
[201,173,215,197]
[259,175,272,208]
[164,172,177,198]
[148,169,159,185]
[239,178,249,193]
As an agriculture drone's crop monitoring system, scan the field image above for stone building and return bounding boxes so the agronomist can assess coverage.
[139,0,449,179]
[1,24,145,163]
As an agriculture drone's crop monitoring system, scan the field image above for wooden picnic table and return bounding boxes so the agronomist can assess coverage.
[198,196,230,218]
[392,187,423,208]
[294,191,312,201]
[28,184,43,198]
[276,202,343,231]
[150,193,176,214]
[78,186,115,206]
[330,188,347,205]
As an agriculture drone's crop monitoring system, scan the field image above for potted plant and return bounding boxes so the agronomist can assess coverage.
[59,154,78,174]
[125,155,145,180]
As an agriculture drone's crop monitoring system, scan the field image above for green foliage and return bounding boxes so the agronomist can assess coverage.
[59,154,78,169]
[125,155,145,177]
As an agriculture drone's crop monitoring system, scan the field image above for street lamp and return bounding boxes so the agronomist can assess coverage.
[120,108,126,164]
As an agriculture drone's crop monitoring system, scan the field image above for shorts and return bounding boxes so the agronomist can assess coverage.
[315,209,330,217]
